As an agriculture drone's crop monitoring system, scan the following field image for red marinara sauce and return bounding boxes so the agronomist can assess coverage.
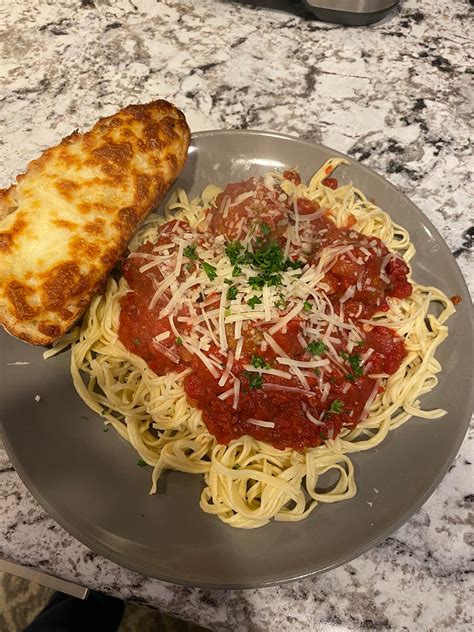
[118,220,191,376]
[118,172,412,451]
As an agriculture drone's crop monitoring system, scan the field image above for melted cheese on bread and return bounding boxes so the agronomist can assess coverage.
[0,100,190,345]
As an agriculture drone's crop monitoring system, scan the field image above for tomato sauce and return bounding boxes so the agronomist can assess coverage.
[118,172,412,451]
[118,221,191,376]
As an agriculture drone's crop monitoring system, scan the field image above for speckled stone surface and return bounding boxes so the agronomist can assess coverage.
[0,0,472,629]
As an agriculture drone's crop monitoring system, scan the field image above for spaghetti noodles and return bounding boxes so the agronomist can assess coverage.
[61,159,454,529]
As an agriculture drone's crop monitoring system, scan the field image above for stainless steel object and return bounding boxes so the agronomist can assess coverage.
[0,557,89,599]
[303,0,399,25]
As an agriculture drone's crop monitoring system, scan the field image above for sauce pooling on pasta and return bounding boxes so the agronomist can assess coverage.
[118,172,412,451]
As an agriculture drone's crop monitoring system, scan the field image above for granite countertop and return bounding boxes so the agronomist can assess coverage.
[0,0,472,629]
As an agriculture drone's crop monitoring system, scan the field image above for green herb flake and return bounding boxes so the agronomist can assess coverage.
[248,275,265,290]
[339,350,348,360]
[233,463,241,470]
[286,259,303,270]
[348,353,364,378]
[250,241,293,274]
[249,272,282,290]
[248,296,262,310]
[242,371,263,389]
[303,301,312,313]
[227,285,238,300]
[137,459,148,467]
[224,278,233,285]
[175,337,183,346]
[328,399,344,414]
[232,265,242,277]
[202,261,217,281]
[251,354,270,369]
[225,241,243,265]
[307,340,327,356]
[265,273,282,286]
[226,240,302,282]
[258,222,271,236]
[183,244,198,260]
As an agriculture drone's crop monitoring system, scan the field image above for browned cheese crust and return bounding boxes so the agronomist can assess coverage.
[0,100,190,345]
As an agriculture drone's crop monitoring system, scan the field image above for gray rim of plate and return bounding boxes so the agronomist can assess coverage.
[1,129,473,590]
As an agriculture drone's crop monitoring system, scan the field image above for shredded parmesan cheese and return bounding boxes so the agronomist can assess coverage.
[246,418,275,429]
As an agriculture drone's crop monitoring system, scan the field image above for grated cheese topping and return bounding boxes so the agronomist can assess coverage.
[121,169,405,443]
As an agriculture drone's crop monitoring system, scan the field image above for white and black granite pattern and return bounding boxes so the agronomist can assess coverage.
[1,441,472,630]
[0,0,472,629]
[1,0,472,285]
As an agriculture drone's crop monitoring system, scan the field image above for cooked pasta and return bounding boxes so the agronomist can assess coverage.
[55,159,454,528]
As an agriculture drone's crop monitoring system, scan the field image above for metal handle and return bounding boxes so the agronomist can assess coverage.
[0,557,89,599]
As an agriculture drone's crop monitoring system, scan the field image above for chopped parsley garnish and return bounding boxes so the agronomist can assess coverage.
[274,295,286,309]
[250,241,300,274]
[258,222,271,236]
[347,353,364,378]
[242,371,263,389]
[225,241,244,265]
[183,244,198,260]
[175,337,183,346]
[307,340,327,356]
[248,296,262,309]
[137,459,147,467]
[266,273,282,286]
[227,285,238,300]
[251,354,270,369]
[224,278,232,285]
[340,351,363,379]
[287,259,304,270]
[225,239,302,276]
[248,275,265,290]
[132,337,141,346]
[328,399,344,414]
[356,340,365,347]
[202,261,217,281]
[232,265,242,277]
[303,301,312,313]
[248,271,282,289]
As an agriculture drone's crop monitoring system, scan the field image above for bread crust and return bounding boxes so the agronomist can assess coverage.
[0,100,190,345]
